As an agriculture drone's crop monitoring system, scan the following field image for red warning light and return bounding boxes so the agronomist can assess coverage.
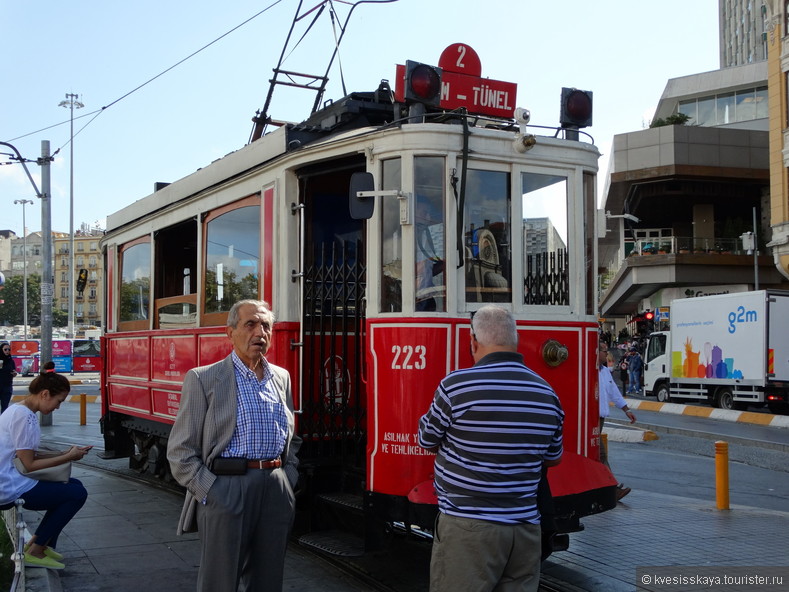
[560,88,593,128]
[404,61,442,106]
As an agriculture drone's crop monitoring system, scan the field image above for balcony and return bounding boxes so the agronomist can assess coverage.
[628,236,743,257]
[599,235,784,316]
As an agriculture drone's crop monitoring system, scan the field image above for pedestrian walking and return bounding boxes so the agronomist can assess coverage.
[598,342,636,501]
[627,347,643,394]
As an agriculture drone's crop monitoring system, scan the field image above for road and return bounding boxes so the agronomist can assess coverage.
[607,404,789,513]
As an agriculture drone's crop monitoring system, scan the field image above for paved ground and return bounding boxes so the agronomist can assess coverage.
[8,386,789,591]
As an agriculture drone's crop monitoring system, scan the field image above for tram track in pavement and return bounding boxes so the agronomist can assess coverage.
[63,448,583,592]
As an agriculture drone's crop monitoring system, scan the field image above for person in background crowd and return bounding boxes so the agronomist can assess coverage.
[42,361,56,373]
[167,299,301,592]
[598,342,636,501]
[618,350,629,393]
[0,372,90,569]
[0,342,17,412]
[627,347,643,394]
[418,305,563,592]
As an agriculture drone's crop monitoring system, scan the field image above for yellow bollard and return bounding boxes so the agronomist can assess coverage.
[80,393,87,426]
[715,440,729,510]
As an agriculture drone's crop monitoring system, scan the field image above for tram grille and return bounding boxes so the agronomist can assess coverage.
[524,249,569,306]
[300,240,367,471]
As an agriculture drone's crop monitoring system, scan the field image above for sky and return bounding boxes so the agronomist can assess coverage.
[1,0,720,239]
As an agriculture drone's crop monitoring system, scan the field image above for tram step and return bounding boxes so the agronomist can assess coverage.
[298,530,365,557]
[317,492,364,513]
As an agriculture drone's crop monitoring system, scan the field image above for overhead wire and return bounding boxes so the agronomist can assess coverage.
[4,0,285,154]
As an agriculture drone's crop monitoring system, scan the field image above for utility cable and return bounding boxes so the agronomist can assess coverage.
[4,0,284,152]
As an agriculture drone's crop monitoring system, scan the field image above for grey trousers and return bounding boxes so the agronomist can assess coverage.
[196,467,295,592]
[429,513,541,592]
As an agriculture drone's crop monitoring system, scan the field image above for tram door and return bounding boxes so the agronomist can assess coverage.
[297,159,368,488]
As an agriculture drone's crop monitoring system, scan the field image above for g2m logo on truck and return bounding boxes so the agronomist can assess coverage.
[728,306,758,334]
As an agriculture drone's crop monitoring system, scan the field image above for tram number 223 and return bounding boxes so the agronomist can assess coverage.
[391,345,427,370]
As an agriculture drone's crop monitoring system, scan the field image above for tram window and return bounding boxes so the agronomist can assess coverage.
[119,242,151,323]
[381,158,402,312]
[414,156,446,312]
[205,205,260,314]
[522,173,569,306]
[155,220,197,298]
[154,220,198,328]
[464,169,511,303]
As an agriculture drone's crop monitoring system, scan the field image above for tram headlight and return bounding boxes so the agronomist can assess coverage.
[514,133,536,153]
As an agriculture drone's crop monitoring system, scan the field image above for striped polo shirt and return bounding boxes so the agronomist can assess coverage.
[418,351,564,524]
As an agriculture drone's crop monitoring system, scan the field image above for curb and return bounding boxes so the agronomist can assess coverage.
[625,398,789,429]
[604,425,659,442]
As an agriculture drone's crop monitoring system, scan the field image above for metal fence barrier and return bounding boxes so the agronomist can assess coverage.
[1,499,26,592]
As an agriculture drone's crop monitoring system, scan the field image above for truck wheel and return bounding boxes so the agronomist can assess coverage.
[655,384,671,403]
[715,388,734,410]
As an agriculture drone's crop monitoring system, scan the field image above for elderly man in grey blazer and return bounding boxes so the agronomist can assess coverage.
[167,299,300,592]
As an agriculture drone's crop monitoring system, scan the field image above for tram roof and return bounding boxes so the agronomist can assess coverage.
[105,86,597,234]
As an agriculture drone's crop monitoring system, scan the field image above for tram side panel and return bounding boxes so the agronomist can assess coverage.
[366,318,616,532]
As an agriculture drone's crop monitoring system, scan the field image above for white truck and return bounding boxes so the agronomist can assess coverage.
[643,290,789,413]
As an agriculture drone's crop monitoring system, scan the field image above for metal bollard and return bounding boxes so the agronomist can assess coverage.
[715,440,730,510]
[80,393,87,426]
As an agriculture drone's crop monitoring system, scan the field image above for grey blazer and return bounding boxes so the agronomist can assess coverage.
[167,354,300,534]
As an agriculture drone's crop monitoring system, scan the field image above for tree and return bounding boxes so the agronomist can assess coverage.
[0,273,41,326]
[0,274,68,328]
[649,113,692,128]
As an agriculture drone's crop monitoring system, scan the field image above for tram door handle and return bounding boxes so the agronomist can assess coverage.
[359,319,369,386]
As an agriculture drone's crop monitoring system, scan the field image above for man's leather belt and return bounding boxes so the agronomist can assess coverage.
[212,457,281,475]
[248,458,282,470]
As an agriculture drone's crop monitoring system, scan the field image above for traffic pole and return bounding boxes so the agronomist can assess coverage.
[39,140,53,427]
[715,440,730,510]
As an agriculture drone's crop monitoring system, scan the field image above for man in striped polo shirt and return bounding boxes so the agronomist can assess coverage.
[418,305,563,592]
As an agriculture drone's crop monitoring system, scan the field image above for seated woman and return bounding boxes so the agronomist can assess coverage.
[0,372,90,569]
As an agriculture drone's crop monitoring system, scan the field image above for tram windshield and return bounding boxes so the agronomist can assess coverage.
[381,158,402,312]
[522,173,569,306]
[464,169,511,303]
[414,157,446,312]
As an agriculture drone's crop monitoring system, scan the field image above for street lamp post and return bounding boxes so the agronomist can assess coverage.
[13,199,34,340]
[58,93,84,339]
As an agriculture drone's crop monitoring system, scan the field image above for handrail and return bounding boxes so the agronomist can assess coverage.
[627,236,745,256]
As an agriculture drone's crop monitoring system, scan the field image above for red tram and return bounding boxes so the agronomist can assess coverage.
[100,43,616,555]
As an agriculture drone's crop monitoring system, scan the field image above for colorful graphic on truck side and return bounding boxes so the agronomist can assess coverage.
[672,337,744,379]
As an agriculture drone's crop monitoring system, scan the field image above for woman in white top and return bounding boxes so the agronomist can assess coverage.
[0,372,90,569]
